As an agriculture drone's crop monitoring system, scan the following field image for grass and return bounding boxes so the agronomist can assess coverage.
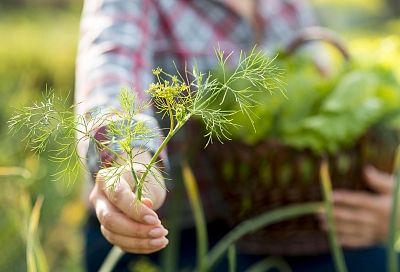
[388,147,400,272]
[0,7,84,272]
[320,161,347,272]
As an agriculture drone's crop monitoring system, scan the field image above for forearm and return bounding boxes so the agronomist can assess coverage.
[75,0,159,115]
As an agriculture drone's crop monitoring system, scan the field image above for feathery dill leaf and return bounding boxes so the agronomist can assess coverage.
[8,47,282,201]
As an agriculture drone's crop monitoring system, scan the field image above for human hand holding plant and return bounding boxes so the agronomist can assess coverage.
[91,148,169,254]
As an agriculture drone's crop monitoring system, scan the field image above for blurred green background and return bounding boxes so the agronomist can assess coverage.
[0,0,398,271]
[0,1,84,271]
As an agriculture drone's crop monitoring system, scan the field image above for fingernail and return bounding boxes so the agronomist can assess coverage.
[143,215,160,225]
[148,227,165,238]
[163,238,169,247]
[149,237,167,247]
[142,197,154,209]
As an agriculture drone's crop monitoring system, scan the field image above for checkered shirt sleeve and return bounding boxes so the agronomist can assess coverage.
[75,0,167,178]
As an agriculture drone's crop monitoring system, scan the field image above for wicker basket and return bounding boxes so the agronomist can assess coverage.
[188,28,400,255]
[191,127,398,255]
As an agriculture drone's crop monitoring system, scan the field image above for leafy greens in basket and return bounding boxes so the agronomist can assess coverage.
[214,49,400,154]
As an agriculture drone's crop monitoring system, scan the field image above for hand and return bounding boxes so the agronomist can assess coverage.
[319,165,394,248]
[89,157,168,254]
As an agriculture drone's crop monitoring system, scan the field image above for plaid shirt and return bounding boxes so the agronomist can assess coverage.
[76,0,319,220]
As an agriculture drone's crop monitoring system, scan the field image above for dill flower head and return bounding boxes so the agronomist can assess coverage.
[147,80,188,102]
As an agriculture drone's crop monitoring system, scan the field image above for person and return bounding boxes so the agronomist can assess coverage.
[75,0,397,271]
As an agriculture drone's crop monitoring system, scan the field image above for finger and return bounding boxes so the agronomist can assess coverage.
[119,247,164,254]
[96,171,160,225]
[132,163,166,210]
[338,233,377,248]
[94,194,167,238]
[142,197,154,209]
[120,233,170,254]
[124,160,159,190]
[332,190,379,211]
[101,226,169,252]
[334,217,375,237]
[364,165,394,195]
[334,220,357,236]
[332,205,377,225]
[319,214,376,245]
[318,210,374,234]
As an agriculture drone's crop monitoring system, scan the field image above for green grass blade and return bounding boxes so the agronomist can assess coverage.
[182,162,208,272]
[228,245,236,272]
[99,246,124,272]
[244,256,292,272]
[320,161,347,272]
[205,202,323,270]
[27,195,48,272]
[388,146,400,272]
[0,167,31,179]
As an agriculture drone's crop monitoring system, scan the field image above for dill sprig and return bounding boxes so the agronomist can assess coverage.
[8,47,282,202]
[8,91,83,184]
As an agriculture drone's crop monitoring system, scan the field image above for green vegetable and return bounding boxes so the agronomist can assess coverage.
[214,50,400,154]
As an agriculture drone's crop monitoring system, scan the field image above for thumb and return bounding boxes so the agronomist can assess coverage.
[364,165,394,195]
[142,197,154,209]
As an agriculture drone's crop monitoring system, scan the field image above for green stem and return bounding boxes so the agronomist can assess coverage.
[320,161,347,272]
[129,153,140,190]
[244,256,292,272]
[98,246,124,272]
[182,162,208,272]
[388,147,400,272]
[205,202,323,270]
[167,100,174,131]
[135,121,184,200]
[228,245,236,272]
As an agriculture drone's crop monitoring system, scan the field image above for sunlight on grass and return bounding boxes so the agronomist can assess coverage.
[0,10,78,92]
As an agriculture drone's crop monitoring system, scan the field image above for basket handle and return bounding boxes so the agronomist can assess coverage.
[283,26,351,61]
